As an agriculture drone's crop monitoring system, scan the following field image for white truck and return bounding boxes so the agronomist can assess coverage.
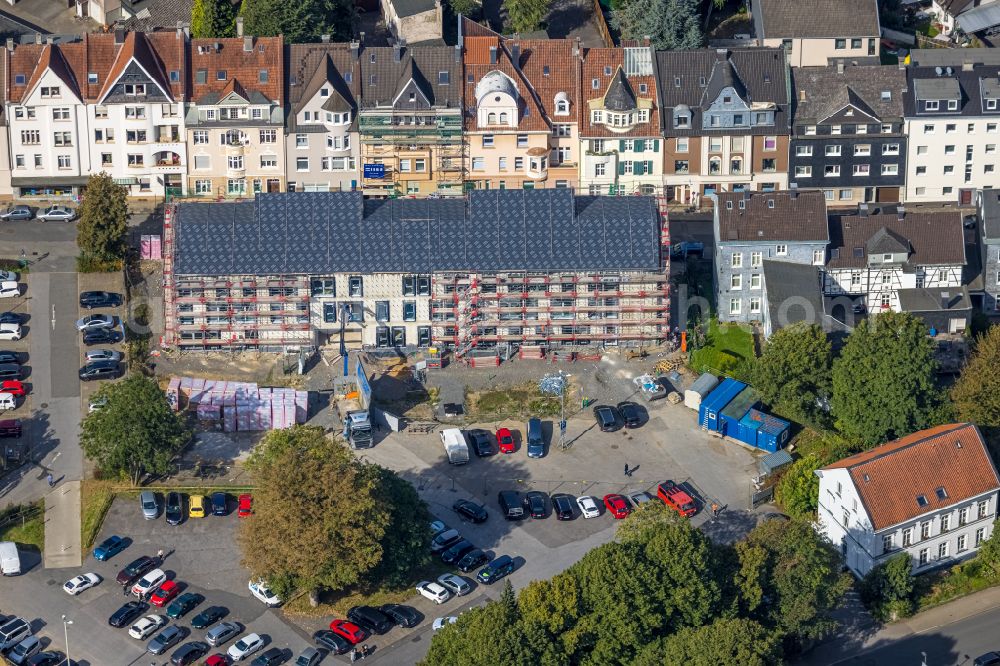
[0,541,20,575]
[337,398,373,450]
[440,428,470,465]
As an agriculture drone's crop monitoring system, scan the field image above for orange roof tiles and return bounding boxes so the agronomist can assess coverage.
[822,423,1000,531]
[463,38,548,132]
[514,38,581,123]
[580,47,659,138]
[190,36,284,105]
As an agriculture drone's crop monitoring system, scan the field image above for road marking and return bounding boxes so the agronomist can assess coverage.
[51,304,55,330]
[51,452,61,462]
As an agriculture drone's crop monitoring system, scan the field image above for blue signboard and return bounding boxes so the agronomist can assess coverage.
[364,164,385,179]
[356,360,372,409]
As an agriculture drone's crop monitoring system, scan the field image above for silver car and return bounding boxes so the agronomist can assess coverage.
[75,314,115,331]
[37,205,76,221]
[205,621,240,647]
[86,349,122,363]
[0,206,31,222]
[140,491,158,519]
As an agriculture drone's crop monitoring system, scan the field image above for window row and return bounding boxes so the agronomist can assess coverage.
[794,143,900,157]
[795,164,898,177]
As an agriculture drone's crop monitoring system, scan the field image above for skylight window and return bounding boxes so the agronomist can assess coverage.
[935,486,948,500]
[916,495,928,507]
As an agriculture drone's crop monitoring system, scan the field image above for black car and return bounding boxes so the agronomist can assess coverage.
[466,429,494,457]
[379,604,420,628]
[616,401,642,428]
[592,405,620,432]
[191,606,227,630]
[346,605,393,635]
[0,312,21,325]
[313,630,351,655]
[78,360,120,381]
[452,499,488,524]
[251,648,285,666]
[211,492,227,516]
[27,653,65,666]
[552,494,575,520]
[523,491,548,519]
[170,641,209,666]
[440,539,476,565]
[165,491,183,525]
[457,549,490,573]
[79,291,123,309]
[116,555,156,586]
[82,328,123,346]
[0,351,19,365]
[109,601,147,627]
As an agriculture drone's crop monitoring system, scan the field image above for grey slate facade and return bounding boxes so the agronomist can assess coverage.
[978,187,1000,311]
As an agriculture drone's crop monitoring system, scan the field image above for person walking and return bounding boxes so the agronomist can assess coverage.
[46,473,54,487]
[623,463,629,477]
[156,549,164,562]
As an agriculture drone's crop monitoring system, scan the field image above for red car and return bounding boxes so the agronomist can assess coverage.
[238,493,253,517]
[205,656,229,666]
[496,428,515,454]
[603,494,631,520]
[0,380,25,397]
[149,580,180,607]
[329,619,368,644]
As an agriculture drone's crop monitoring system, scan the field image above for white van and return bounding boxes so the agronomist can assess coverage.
[0,393,16,411]
[0,540,20,575]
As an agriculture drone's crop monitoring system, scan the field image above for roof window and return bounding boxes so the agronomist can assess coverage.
[604,66,612,75]
[543,65,550,76]
[916,494,928,507]
[881,90,891,100]
[13,74,24,85]
[438,71,449,85]
[217,70,227,81]
[935,486,948,500]
[767,199,775,209]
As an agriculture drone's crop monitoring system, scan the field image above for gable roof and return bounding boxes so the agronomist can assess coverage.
[826,211,966,269]
[581,47,659,137]
[359,45,461,109]
[866,226,910,255]
[762,260,852,335]
[22,43,81,103]
[820,423,1000,532]
[753,0,879,39]
[604,68,637,111]
[190,36,284,106]
[715,190,829,243]
[463,36,548,132]
[287,43,359,131]
[792,64,906,125]
[98,31,174,102]
[512,37,580,123]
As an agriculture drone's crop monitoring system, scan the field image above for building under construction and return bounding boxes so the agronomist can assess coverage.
[162,189,669,352]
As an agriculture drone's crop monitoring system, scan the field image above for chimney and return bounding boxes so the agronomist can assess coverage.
[942,291,951,309]
[243,36,253,52]
[963,61,974,71]
[350,40,360,59]
[790,182,798,199]
[454,42,460,62]
[511,43,520,70]
[34,33,41,45]
[114,27,125,45]
[5,38,12,52]
[176,20,183,38]
[859,203,869,217]
[573,37,581,58]
[360,32,365,45]
[798,89,806,102]
[321,34,330,43]
[489,46,497,64]
[236,16,244,37]
[836,61,845,74]
[393,40,403,62]
[46,36,54,45]
[897,205,905,221]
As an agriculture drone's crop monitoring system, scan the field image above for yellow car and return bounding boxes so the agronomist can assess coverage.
[188,495,206,518]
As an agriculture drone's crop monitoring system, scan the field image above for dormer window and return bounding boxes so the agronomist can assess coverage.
[881,90,891,100]
[488,112,496,124]
[926,100,939,111]
[674,108,691,128]
[409,93,416,101]
[123,84,145,96]
[554,92,570,116]
[217,70,227,81]
[948,99,959,110]
[499,112,508,123]
[592,79,599,89]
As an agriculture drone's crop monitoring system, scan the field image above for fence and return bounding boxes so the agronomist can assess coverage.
[592,0,614,47]
[0,502,42,532]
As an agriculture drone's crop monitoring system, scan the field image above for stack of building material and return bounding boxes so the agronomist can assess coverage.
[196,401,221,421]
[222,404,238,432]
[169,377,310,432]
[166,377,181,411]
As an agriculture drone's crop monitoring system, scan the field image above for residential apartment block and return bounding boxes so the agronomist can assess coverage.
[751,0,880,67]
[790,63,908,206]
[978,187,1000,312]
[816,423,1000,577]
[656,48,790,206]
[162,189,668,352]
[713,189,829,324]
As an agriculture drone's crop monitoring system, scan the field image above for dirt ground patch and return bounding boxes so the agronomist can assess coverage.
[153,351,306,388]
[467,381,576,421]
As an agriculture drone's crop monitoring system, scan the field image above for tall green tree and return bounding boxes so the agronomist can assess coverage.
[752,322,832,425]
[612,0,702,51]
[952,324,1000,430]
[503,0,551,34]
[633,618,781,666]
[860,552,915,621]
[240,0,357,42]
[191,0,237,38]
[238,426,430,598]
[774,453,824,520]
[976,518,1000,581]
[80,375,189,485]
[77,172,128,265]
[831,311,941,446]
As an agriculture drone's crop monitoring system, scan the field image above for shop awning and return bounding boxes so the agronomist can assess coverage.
[11,176,89,187]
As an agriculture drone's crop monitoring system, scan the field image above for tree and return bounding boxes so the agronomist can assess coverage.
[449,0,481,17]
[831,311,941,446]
[503,0,551,34]
[952,325,1000,430]
[976,519,1000,581]
[633,618,781,666]
[191,0,237,38]
[238,427,430,599]
[240,0,357,42]
[80,375,189,485]
[774,453,824,520]
[76,172,128,265]
[613,0,702,51]
[860,552,915,621]
[752,323,832,426]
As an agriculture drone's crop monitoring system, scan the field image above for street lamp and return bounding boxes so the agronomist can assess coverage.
[61,614,72,665]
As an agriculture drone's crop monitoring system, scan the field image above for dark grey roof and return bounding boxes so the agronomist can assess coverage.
[913,77,961,101]
[980,188,1000,239]
[704,59,746,107]
[897,287,972,312]
[904,65,1000,117]
[763,260,852,334]
[716,190,828,243]
[389,0,437,18]
[827,212,966,269]
[360,45,461,109]
[866,227,910,255]
[172,190,662,276]
[753,0,879,39]
[792,64,906,124]
[604,68,637,111]
[908,49,1000,67]
[196,90,271,106]
[287,44,359,133]
[120,0,194,32]
[655,48,789,136]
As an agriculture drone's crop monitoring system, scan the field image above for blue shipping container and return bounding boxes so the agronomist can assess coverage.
[718,387,759,438]
[736,413,762,447]
[740,409,791,453]
[698,378,746,432]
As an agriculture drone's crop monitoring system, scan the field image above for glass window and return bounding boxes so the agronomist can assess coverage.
[403,301,416,321]
[349,276,363,297]
[375,301,389,322]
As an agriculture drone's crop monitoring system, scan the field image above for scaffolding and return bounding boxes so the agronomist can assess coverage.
[358,111,464,196]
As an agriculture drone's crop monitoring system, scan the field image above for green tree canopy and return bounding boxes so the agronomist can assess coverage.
[832,311,941,446]
[774,453,824,520]
[239,0,357,41]
[612,0,702,50]
[80,375,189,485]
[449,0,481,17]
[975,518,1000,581]
[238,426,430,598]
[76,172,128,265]
[860,552,915,621]
[633,618,781,666]
[752,322,832,425]
[503,0,551,34]
[191,0,237,37]
[951,324,1000,430]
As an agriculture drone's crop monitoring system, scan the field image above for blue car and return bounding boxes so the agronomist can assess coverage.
[93,535,126,561]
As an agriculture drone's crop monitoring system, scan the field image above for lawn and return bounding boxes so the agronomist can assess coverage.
[0,500,44,552]
[468,382,569,420]
[689,320,755,376]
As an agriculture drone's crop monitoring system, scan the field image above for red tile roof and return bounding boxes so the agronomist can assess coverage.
[580,47,659,138]
[463,37,548,132]
[190,36,284,105]
[514,38,581,124]
[822,423,1000,531]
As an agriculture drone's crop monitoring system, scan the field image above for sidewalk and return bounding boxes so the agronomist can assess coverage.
[43,479,81,568]
[798,584,1000,664]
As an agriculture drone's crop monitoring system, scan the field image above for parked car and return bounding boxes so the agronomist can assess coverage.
[603,494,631,520]
[238,493,253,517]
[38,206,76,222]
[0,351,20,365]
[592,405,620,432]
[457,549,490,573]
[0,272,17,283]
[617,401,642,428]
[128,614,166,640]
[227,632,264,661]
[313,630,351,655]
[250,647,284,666]
[150,580,180,607]
[109,601,147,628]
[26,653,63,666]
[628,491,653,507]
[523,491,548,519]
[526,418,545,458]
[170,641,209,666]
[205,622,240,647]
[249,579,281,606]
[0,418,20,438]
[379,604,420,628]
[75,314,115,332]
[211,492,228,516]
[346,605,393,635]
[441,539,476,566]
[63,572,101,595]
[7,636,40,665]
[498,490,525,520]
[85,349,121,363]
[452,499,487,523]
[552,494,575,520]
[329,619,367,644]
[188,495,206,519]
[0,206,32,222]
[415,581,451,604]
[131,568,167,598]
[165,492,183,525]
[93,534,126,561]
[78,360,120,381]
[140,491,158,519]
[294,647,322,666]
[148,625,183,655]
[0,312,22,325]
[190,606,227,630]
[476,554,515,585]
[205,656,229,666]
[166,592,203,619]
[83,328,122,345]
[429,520,447,536]
[0,324,22,341]
[79,291,123,309]
[466,428,494,456]
[437,573,471,597]
[496,427,515,453]
[116,556,156,586]
[432,616,457,631]
[0,283,18,299]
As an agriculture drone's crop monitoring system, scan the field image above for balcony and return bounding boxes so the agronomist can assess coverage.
[226,142,245,157]
[525,148,548,181]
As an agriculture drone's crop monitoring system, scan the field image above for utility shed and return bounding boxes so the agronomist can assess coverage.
[741,408,791,453]
[719,386,760,437]
[684,372,719,411]
[758,449,794,476]
[698,378,746,432]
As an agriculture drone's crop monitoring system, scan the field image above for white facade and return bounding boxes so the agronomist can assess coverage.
[904,116,1000,203]
[580,137,663,195]
[817,467,998,577]
[824,264,963,311]
[285,93,357,193]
